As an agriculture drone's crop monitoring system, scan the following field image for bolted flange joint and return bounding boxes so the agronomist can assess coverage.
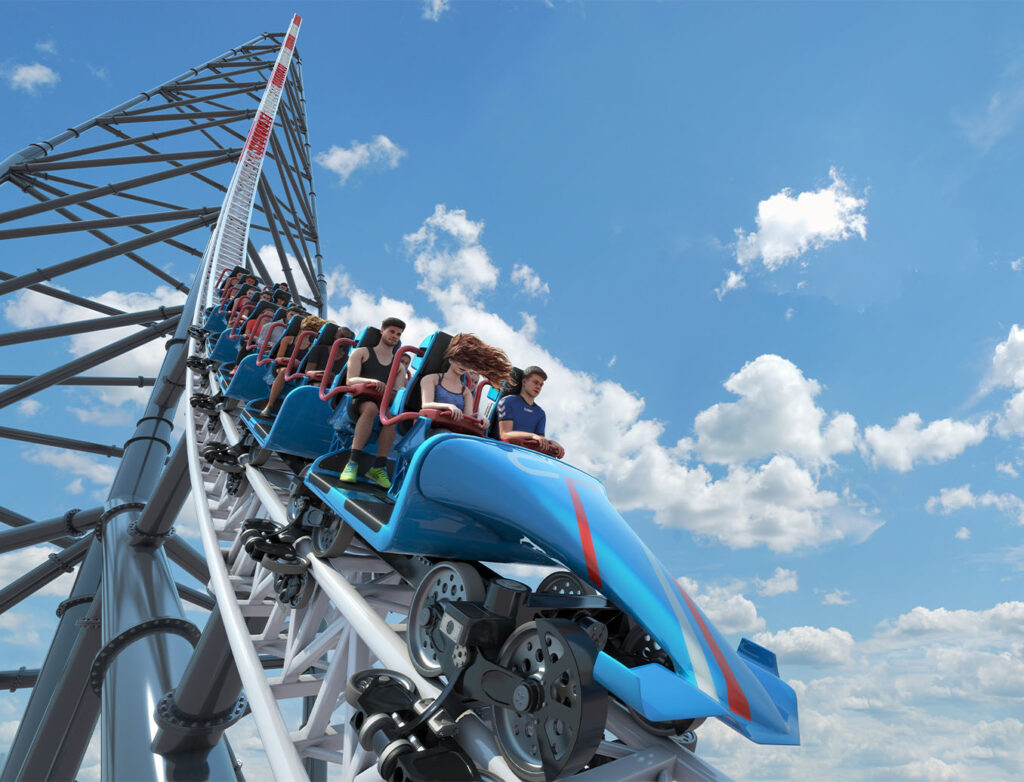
[90,617,200,696]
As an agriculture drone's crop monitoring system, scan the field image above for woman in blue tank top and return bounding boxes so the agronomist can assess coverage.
[421,333,512,424]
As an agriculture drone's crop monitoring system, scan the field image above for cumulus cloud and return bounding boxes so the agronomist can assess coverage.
[926,485,1024,524]
[752,625,855,666]
[422,0,450,20]
[704,602,1024,780]
[719,168,867,297]
[0,544,78,600]
[984,324,1024,393]
[955,526,971,540]
[315,135,406,184]
[997,461,1020,478]
[5,63,59,94]
[864,413,989,472]
[822,589,854,606]
[329,204,882,551]
[691,354,859,469]
[510,263,550,297]
[16,399,41,417]
[35,40,57,55]
[755,567,798,597]
[677,576,766,634]
[3,283,186,409]
[24,448,116,488]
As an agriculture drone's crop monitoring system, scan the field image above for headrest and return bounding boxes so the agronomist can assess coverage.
[393,332,452,431]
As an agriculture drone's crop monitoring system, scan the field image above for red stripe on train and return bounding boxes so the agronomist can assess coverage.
[676,584,751,721]
[564,477,601,588]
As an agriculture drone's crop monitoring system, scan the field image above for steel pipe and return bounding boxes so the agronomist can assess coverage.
[0,507,102,555]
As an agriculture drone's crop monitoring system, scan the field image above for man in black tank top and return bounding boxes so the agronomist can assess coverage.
[339,317,411,489]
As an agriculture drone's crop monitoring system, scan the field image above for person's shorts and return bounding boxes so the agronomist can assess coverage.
[348,394,380,422]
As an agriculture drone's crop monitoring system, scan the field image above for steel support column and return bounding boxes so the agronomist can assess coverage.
[0,506,101,555]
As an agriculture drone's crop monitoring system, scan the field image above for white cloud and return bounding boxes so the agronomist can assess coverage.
[984,324,1024,393]
[328,204,882,552]
[884,602,1024,637]
[0,613,42,646]
[16,399,41,417]
[1012,257,1023,272]
[87,64,108,81]
[719,168,867,296]
[692,354,859,469]
[955,526,971,540]
[315,135,406,184]
[926,485,1024,524]
[69,405,134,427]
[997,461,1020,478]
[24,448,116,487]
[35,40,57,55]
[510,263,550,297]
[714,269,746,299]
[0,544,78,599]
[752,625,855,666]
[677,576,765,634]
[755,567,798,596]
[422,0,450,21]
[704,602,1024,780]
[784,307,795,320]
[5,63,59,94]
[864,413,989,472]
[996,390,1024,437]
[66,478,84,495]
[822,589,854,606]
[3,283,186,409]
[607,355,616,368]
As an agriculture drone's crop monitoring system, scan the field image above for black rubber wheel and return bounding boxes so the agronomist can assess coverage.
[312,514,355,558]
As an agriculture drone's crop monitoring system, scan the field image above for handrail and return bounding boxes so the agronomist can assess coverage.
[282,329,319,382]
[214,267,232,290]
[317,337,358,401]
[378,346,486,432]
[472,381,491,417]
[254,321,286,366]
[244,311,274,349]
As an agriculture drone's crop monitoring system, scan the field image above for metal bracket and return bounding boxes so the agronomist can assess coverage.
[56,593,95,618]
[154,689,248,732]
[128,520,176,541]
[96,501,145,540]
[89,617,201,695]
[63,507,84,537]
[47,551,76,574]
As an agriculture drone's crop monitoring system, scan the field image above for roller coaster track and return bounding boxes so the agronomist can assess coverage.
[0,17,735,781]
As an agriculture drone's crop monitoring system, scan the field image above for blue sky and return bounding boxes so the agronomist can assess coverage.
[2,2,1024,780]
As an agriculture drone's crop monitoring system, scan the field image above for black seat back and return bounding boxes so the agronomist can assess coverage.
[486,366,523,439]
[342,327,381,384]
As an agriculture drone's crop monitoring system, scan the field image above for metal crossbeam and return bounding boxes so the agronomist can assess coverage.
[0,375,154,386]
[0,426,124,458]
[0,305,183,346]
[0,316,179,410]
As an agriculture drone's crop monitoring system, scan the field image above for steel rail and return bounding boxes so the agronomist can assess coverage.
[183,347,307,779]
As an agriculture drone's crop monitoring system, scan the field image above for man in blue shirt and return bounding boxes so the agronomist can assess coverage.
[497,365,565,458]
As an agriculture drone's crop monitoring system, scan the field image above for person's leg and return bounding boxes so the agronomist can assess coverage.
[365,424,396,489]
[341,401,378,482]
[261,370,287,416]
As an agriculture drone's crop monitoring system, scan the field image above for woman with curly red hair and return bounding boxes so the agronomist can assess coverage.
[421,333,512,424]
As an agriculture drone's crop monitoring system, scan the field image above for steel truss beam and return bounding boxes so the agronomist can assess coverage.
[0,375,154,386]
[0,507,102,554]
[0,305,183,346]
[0,315,180,410]
[0,425,123,457]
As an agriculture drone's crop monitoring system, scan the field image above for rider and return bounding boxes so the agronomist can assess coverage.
[260,314,324,416]
[339,317,410,489]
[421,334,511,426]
[497,365,565,458]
